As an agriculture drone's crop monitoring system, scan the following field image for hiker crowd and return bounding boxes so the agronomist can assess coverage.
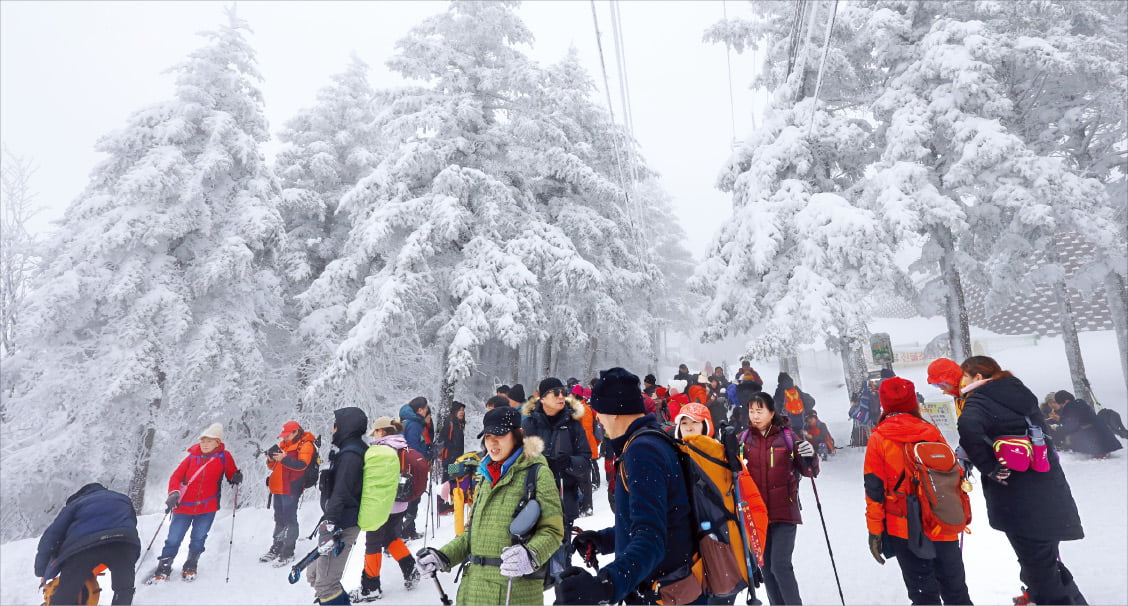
[34,356,1123,606]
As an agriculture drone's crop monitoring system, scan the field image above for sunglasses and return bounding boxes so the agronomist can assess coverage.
[546,388,567,397]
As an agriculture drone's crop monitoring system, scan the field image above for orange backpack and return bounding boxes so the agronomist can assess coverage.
[620,431,768,603]
[42,565,104,605]
[897,441,972,536]
[783,388,805,416]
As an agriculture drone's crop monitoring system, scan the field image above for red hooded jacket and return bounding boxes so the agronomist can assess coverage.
[168,443,239,515]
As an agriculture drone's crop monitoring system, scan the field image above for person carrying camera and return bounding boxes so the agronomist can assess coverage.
[261,420,317,565]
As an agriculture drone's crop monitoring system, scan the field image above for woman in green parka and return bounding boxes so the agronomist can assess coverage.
[417,406,564,605]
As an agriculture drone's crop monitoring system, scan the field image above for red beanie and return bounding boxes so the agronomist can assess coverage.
[879,376,918,414]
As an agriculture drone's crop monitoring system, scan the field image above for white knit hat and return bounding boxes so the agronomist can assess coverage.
[199,423,224,441]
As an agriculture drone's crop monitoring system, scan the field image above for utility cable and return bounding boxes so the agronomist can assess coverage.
[808,0,839,138]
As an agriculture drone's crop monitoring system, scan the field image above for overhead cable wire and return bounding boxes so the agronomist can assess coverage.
[808,0,839,138]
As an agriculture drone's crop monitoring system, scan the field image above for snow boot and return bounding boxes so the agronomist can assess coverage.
[272,550,296,568]
[260,544,280,563]
[349,573,383,602]
[146,557,174,584]
[399,555,420,590]
[181,551,201,581]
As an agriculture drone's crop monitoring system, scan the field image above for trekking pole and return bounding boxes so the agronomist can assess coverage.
[809,476,845,606]
[225,484,239,583]
[432,574,453,606]
[135,510,172,574]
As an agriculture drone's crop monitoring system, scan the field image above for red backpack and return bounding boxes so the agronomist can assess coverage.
[897,441,972,536]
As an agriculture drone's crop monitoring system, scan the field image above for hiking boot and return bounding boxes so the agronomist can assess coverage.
[399,555,420,589]
[1013,587,1033,605]
[402,530,423,541]
[147,557,174,583]
[182,551,201,581]
[272,552,296,568]
[260,545,280,563]
[349,586,383,602]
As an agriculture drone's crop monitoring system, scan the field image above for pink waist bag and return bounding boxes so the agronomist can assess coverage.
[993,417,1050,473]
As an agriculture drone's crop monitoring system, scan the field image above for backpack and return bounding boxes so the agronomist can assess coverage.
[43,567,102,605]
[782,388,805,416]
[620,429,769,601]
[894,441,972,539]
[395,447,428,503]
[300,435,323,491]
[357,444,401,531]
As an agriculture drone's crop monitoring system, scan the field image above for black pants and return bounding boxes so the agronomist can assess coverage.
[402,497,420,536]
[762,523,801,605]
[53,542,140,605]
[271,493,300,558]
[1006,533,1087,605]
[888,535,971,605]
[579,462,595,514]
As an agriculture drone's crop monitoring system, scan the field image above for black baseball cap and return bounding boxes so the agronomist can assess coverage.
[478,406,522,438]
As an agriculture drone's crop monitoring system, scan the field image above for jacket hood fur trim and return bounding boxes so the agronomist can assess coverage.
[523,435,545,459]
[521,396,586,421]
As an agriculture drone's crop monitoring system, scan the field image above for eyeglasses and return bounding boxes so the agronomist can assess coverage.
[546,388,567,397]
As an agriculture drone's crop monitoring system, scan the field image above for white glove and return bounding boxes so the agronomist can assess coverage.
[416,547,447,577]
[796,440,815,458]
[499,544,537,578]
[316,520,339,555]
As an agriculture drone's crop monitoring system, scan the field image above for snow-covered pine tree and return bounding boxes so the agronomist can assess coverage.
[697,0,897,375]
[301,1,559,413]
[857,2,1124,397]
[0,8,284,539]
[980,0,1128,393]
[273,54,419,417]
[0,147,40,363]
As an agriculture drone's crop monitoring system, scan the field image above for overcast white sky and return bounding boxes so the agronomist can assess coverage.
[1,0,764,256]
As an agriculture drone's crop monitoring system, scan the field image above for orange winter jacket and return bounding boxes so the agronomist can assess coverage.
[579,402,600,459]
[267,431,316,496]
[863,414,959,541]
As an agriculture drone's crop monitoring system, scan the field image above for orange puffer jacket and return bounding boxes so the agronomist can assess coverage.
[578,401,600,459]
[267,432,317,496]
[863,414,959,541]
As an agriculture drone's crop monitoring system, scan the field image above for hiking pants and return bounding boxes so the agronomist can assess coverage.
[763,522,801,605]
[888,536,971,605]
[580,464,595,514]
[54,542,140,605]
[402,497,421,536]
[271,493,300,558]
[160,512,215,560]
[1006,533,1087,605]
[361,512,414,581]
[306,525,361,603]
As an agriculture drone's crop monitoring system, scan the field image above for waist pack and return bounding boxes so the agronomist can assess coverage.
[992,417,1050,473]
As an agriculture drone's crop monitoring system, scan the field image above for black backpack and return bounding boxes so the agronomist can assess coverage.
[301,435,323,491]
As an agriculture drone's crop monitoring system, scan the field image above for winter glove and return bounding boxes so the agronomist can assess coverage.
[499,544,538,578]
[415,547,449,577]
[796,440,816,458]
[165,491,180,513]
[316,520,341,556]
[868,533,885,565]
[554,566,615,605]
[572,530,601,568]
[988,465,1011,486]
[229,470,243,485]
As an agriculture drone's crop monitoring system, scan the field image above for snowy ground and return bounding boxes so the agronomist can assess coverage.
[3,325,1126,605]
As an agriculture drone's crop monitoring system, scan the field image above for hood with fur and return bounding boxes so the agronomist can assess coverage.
[521,394,586,421]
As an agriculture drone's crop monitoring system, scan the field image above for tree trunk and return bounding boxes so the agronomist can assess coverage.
[128,367,166,513]
[1105,271,1128,399]
[779,353,802,388]
[936,228,972,361]
[1052,279,1092,403]
[585,336,599,383]
[509,345,520,386]
[541,337,553,379]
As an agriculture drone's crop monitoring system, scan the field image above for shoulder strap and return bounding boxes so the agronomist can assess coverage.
[514,463,542,518]
[618,429,679,493]
[782,428,796,453]
[183,456,219,491]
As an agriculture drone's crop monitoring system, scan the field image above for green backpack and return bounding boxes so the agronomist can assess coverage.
[357,444,401,531]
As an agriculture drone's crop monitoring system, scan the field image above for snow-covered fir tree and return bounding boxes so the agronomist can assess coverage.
[273,54,423,415]
[0,9,284,540]
[696,0,898,386]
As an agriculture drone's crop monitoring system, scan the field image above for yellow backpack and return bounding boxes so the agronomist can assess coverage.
[42,568,102,605]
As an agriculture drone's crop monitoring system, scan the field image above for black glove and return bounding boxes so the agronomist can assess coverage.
[572,530,601,566]
[229,470,243,485]
[988,465,1011,486]
[165,491,180,513]
[553,566,614,605]
[868,533,885,565]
